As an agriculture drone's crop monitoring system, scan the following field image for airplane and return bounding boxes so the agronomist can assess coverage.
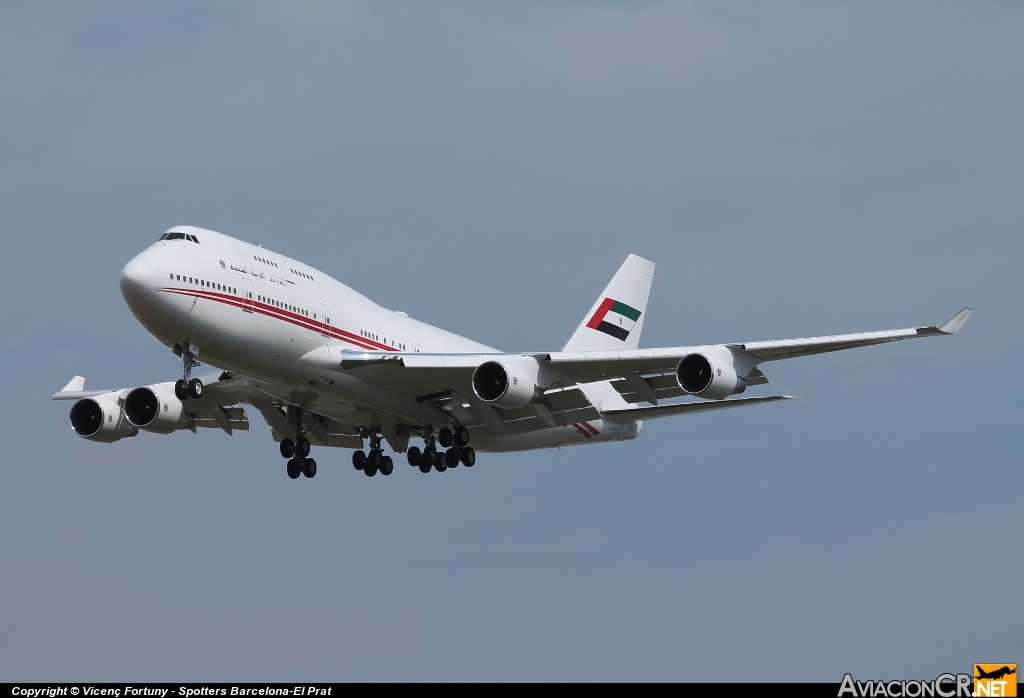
[53,225,972,480]
[976,666,1016,681]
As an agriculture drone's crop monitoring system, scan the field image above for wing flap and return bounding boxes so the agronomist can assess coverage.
[601,395,792,424]
[194,406,249,433]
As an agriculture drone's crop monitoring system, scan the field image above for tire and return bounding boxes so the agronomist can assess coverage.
[418,460,432,474]
[454,425,470,447]
[352,450,366,470]
[438,427,453,448]
[445,448,459,468]
[174,379,189,400]
[296,438,310,458]
[435,458,447,473]
[303,458,317,478]
[188,378,203,399]
[423,445,437,466]
[406,446,421,466]
[369,449,383,467]
[280,438,294,459]
[286,459,301,479]
[380,456,393,476]
[460,447,475,467]
[364,463,378,477]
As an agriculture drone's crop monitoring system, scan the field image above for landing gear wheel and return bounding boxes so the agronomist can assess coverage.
[286,459,301,479]
[460,446,475,467]
[352,450,366,470]
[407,446,421,466]
[454,425,470,447]
[364,462,378,477]
[418,459,432,474]
[280,438,295,459]
[174,379,189,400]
[380,456,393,476]
[296,438,310,458]
[435,457,448,473]
[188,378,203,399]
[438,427,453,448]
[369,449,383,468]
[445,448,459,468]
[423,445,437,467]
[302,458,317,478]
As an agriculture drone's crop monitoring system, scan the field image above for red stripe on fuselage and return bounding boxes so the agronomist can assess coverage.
[156,287,398,352]
[579,421,600,436]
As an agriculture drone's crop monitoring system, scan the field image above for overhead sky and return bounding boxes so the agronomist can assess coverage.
[2,1,1021,682]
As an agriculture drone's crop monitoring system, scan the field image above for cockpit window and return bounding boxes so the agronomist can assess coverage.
[157,232,200,243]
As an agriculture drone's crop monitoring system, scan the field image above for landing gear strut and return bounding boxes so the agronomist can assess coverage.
[281,406,315,479]
[413,424,474,473]
[174,344,203,400]
[351,431,393,478]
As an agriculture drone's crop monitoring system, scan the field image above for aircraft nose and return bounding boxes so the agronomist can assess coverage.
[120,258,153,297]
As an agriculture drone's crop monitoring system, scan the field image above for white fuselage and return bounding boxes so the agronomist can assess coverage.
[119,226,640,452]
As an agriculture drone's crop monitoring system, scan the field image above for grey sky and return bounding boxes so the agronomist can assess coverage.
[1,1,1021,681]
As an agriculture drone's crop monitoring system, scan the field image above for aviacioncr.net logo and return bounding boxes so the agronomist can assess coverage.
[839,673,973,698]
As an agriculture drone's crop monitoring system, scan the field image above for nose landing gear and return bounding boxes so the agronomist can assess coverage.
[173,343,203,400]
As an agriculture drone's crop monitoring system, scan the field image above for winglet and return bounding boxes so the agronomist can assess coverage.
[938,308,972,335]
[61,376,86,393]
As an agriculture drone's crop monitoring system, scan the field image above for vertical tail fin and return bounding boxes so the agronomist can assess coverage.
[563,254,655,352]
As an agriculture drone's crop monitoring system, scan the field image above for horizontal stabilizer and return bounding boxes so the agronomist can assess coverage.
[601,395,792,425]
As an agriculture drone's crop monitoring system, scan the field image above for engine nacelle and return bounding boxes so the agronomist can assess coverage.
[124,385,191,434]
[69,395,138,443]
[471,360,544,409]
[676,352,747,400]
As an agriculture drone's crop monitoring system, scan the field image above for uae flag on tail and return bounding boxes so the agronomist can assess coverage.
[586,298,642,341]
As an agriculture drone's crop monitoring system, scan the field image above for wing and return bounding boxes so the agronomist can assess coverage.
[314,308,969,433]
[542,307,972,383]
[53,371,253,436]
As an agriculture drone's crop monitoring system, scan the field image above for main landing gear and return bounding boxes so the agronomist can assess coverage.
[280,406,316,479]
[351,432,394,478]
[173,344,203,400]
[406,425,474,474]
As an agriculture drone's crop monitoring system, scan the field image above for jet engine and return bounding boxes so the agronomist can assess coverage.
[471,360,544,409]
[676,352,747,400]
[124,385,192,434]
[69,395,138,443]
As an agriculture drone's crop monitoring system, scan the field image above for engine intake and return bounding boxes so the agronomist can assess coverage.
[69,396,137,443]
[676,353,746,400]
[124,385,190,433]
[471,360,544,409]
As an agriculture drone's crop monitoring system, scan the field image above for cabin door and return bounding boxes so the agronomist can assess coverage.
[319,303,331,337]
[241,279,253,312]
